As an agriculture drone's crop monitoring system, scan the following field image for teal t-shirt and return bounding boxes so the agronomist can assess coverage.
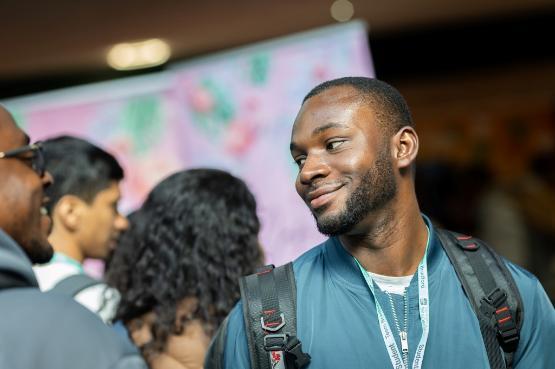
[222,218,555,369]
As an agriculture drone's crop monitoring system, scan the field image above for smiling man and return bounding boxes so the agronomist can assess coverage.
[0,105,146,369]
[215,77,555,369]
[33,136,129,323]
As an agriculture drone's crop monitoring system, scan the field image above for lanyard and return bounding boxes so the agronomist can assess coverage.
[354,227,430,369]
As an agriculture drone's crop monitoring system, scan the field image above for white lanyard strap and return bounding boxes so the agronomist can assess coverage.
[354,227,430,369]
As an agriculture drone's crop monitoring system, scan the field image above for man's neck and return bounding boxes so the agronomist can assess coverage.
[339,199,428,277]
[47,233,84,264]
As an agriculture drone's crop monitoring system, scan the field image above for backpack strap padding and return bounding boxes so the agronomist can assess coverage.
[240,265,268,369]
[239,263,309,369]
[436,229,523,369]
[50,273,102,297]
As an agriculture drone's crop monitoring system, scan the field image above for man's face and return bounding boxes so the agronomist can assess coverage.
[0,107,54,263]
[76,181,129,260]
[290,86,397,236]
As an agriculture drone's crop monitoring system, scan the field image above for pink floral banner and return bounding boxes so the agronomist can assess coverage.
[4,21,374,266]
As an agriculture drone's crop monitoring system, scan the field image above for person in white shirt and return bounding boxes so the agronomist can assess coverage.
[33,136,128,323]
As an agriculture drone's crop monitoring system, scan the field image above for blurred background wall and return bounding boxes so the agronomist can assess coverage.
[1,0,553,300]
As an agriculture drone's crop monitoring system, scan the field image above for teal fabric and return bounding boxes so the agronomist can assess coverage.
[222,218,555,369]
[51,252,85,272]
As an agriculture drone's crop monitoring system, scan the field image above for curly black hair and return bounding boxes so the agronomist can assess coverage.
[105,168,263,358]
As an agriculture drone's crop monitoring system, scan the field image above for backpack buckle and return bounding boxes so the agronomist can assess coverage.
[485,288,507,308]
[263,334,311,369]
[261,313,286,332]
[263,333,289,351]
[284,336,312,368]
[494,305,520,353]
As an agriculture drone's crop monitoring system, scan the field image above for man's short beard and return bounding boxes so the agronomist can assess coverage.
[314,149,397,236]
[25,238,54,265]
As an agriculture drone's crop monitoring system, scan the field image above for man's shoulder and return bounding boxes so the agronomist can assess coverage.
[502,258,544,297]
[443,230,552,321]
[291,239,328,272]
[0,288,146,368]
[0,287,107,328]
[465,231,543,291]
[223,240,329,342]
[223,242,327,329]
[442,229,545,297]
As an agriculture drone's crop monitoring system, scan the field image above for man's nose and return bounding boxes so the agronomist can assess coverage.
[298,154,330,185]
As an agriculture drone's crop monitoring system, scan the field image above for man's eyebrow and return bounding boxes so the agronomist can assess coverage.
[290,122,349,152]
[311,122,349,136]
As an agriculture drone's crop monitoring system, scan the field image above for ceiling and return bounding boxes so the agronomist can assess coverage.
[1,0,554,81]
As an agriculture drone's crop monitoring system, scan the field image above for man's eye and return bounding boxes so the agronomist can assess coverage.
[294,158,306,168]
[327,140,345,150]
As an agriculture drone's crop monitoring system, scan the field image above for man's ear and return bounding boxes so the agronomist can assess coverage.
[53,195,85,232]
[391,126,419,170]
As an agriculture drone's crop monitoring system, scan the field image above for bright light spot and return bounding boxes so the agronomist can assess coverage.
[330,0,354,22]
[107,39,171,71]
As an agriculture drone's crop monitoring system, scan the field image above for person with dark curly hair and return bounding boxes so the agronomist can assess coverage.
[105,168,264,369]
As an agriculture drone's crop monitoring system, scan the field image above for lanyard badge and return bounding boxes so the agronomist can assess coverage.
[354,227,430,369]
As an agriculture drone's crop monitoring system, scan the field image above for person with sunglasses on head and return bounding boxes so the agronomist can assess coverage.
[0,105,147,369]
[33,136,129,323]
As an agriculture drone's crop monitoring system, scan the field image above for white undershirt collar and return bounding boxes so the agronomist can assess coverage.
[366,271,413,295]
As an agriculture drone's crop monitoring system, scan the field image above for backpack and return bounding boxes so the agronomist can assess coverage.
[205,229,523,369]
[50,273,103,297]
[49,273,119,323]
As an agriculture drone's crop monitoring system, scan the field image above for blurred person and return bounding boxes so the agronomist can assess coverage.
[33,136,129,322]
[106,168,264,369]
[478,149,555,303]
[215,77,555,369]
[0,105,147,369]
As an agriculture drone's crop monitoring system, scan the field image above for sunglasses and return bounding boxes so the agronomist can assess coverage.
[0,142,46,177]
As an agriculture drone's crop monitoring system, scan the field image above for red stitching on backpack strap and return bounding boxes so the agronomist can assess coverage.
[498,316,512,324]
[496,307,509,314]
[456,235,472,240]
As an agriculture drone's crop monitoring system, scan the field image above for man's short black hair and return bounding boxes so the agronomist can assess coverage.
[43,136,124,211]
[303,77,414,134]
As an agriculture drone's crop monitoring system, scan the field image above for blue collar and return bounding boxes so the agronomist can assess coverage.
[323,215,443,293]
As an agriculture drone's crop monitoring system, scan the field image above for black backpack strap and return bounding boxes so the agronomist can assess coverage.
[204,315,230,369]
[50,273,102,297]
[239,263,310,369]
[436,229,523,369]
